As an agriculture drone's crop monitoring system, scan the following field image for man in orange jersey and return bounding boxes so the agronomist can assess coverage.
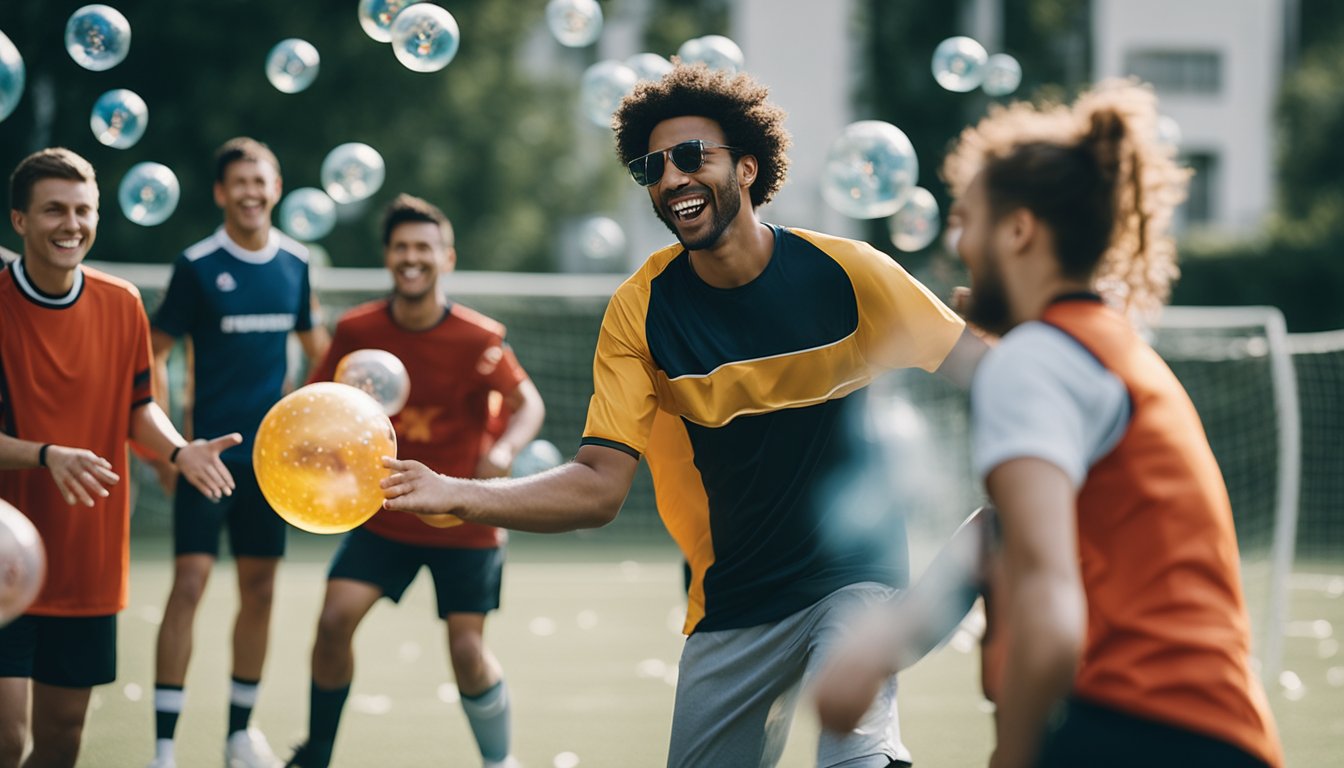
[284,194,544,768]
[0,148,240,768]
[815,81,1283,768]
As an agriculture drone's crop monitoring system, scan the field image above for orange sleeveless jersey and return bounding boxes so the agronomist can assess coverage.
[0,264,154,616]
[308,299,527,548]
[1042,299,1282,766]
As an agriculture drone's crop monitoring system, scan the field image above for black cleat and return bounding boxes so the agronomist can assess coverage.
[283,741,332,768]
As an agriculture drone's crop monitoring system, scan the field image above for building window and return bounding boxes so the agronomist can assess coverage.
[1125,50,1222,94]
[1180,152,1218,228]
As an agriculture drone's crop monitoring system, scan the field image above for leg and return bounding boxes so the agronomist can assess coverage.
[667,621,808,768]
[809,583,911,768]
[447,614,512,765]
[154,554,215,686]
[0,678,30,767]
[232,556,279,681]
[311,579,382,690]
[24,684,90,768]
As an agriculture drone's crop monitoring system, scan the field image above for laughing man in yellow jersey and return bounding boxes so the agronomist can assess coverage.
[381,65,987,768]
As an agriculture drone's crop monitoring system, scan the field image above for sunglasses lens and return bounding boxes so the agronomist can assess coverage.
[670,141,704,174]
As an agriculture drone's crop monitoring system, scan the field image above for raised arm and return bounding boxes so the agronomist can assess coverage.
[984,457,1086,768]
[128,402,241,501]
[477,379,546,478]
[383,442,638,533]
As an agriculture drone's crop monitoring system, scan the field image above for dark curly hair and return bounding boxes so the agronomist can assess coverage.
[613,64,791,209]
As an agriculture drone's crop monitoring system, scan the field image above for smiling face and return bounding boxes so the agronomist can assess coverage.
[214,158,281,242]
[645,116,750,252]
[10,177,99,282]
[385,220,453,302]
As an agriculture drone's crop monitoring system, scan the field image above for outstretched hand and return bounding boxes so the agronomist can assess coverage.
[381,456,467,526]
[174,433,242,500]
[44,445,120,506]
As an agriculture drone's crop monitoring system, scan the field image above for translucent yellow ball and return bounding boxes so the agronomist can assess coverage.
[253,382,397,534]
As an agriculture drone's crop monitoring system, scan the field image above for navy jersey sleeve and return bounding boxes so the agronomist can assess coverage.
[152,255,199,338]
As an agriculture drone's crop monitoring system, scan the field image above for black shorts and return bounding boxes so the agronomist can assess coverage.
[174,461,287,558]
[1037,697,1272,768]
[0,614,117,688]
[328,528,504,617]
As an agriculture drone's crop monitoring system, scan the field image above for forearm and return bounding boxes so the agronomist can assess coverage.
[458,461,626,532]
[991,573,1083,768]
[128,403,187,462]
[0,434,46,469]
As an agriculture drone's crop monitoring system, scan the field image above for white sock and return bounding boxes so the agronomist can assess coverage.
[154,738,174,761]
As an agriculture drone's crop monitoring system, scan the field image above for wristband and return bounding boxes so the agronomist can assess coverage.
[170,445,183,464]
[38,443,52,468]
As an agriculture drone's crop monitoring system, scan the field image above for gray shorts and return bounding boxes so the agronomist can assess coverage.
[668,582,912,768]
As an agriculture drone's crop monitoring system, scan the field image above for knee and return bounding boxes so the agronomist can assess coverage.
[32,717,84,766]
[315,607,359,648]
[169,569,210,608]
[0,723,24,767]
[238,574,276,612]
[448,633,487,680]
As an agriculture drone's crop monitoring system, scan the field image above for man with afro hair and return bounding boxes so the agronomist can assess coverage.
[381,64,987,767]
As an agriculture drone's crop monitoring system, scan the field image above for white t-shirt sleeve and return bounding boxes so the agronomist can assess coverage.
[970,322,1131,488]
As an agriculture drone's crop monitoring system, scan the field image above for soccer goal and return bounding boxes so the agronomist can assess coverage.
[1151,306,1301,684]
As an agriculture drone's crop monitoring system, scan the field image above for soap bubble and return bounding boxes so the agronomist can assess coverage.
[266,38,320,94]
[389,3,459,73]
[822,120,919,220]
[888,187,941,252]
[0,30,24,123]
[981,53,1021,97]
[625,53,673,83]
[90,88,147,149]
[279,188,337,242]
[321,143,386,204]
[677,35,744,74]
[118,162,180,227]
[358,0,421,43]
[65,5,131,72]
[931,36,987,92]
[580,59,638,129]
[546,0,603,48]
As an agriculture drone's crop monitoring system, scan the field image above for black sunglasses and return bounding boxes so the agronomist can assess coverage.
[627,140,742,186]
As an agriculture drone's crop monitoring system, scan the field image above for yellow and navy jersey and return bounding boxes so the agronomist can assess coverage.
[582,224,964,633]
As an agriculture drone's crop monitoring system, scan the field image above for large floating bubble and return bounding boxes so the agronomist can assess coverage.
[576,216,627,265]
[931,36,987,92]
[89,88,147,149]
[253,383,397,535]
[0,499,46,627]
[888,187,941,252]
[677,35,744,74]
[0,30,24,124]
[822,121,919,220]
[266,38,320,94]
[579,59,638,129]
[359,0,421,43]
[321,143,386,204]
[65,5,131,72]
[981,53,1021,97]
[546,0,603,48]
[511,440,564,478]
[118,162,179,226]
[279,188,337,242]
[334,349,411,417]
[390,3,459,73]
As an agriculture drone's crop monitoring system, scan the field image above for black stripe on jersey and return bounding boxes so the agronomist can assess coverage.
[644,227,859,379]
[579,436,640,459]
[133,369,151,388]
[0,352,15,437]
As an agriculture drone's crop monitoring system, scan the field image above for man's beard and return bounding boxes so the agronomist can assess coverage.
[653,176,741,251]
[966,245,1015,336]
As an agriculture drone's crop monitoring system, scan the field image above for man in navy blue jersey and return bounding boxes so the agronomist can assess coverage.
[145,137,329,768]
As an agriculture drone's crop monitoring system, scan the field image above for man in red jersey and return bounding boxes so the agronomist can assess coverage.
[285,194,543,768]
[0,148,239,768]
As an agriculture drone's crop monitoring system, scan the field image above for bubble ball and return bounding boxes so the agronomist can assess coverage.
[821,120,919,220]
[65,4,131,72]
[625,52,674,83]
[253,382,398,535]
[0,30,24,124]
[89,88,147,149]
[981,53,1021,97]
[677,35,745,74]
[931,36,987,93]
[118,162,180,226]
[579,59,639,129]
[265,38,320,94]
[321,142,386,204]
[546,0,603,48]
[0,499,45,627]
[888,187,941,252]
[511,439,564,478]
[390,3,459,73]
[1156,114,1182,148]
[334,349,411,417]
[279,187,337,242]
[576,216,627,265]
[359,0,421,43]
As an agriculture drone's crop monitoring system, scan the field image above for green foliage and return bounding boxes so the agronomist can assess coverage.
[0,1,626,271]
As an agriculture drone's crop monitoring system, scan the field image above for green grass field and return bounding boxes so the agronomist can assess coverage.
[73,533,1343,767]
